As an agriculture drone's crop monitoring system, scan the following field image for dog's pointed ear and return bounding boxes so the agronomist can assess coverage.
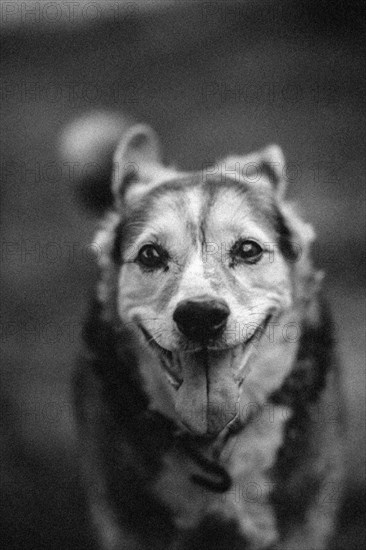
[112,124,163,200]
[223,144,287,199]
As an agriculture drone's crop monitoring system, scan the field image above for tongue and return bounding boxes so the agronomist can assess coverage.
[175,349,240,435]
[206,349,241,434]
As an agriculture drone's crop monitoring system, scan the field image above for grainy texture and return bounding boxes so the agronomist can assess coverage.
[0,1,364,549]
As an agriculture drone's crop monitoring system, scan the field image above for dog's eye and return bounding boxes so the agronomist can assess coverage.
[137,244,167,269]
[232,240,263,264]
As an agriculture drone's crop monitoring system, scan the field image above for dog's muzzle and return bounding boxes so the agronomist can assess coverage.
[141,302,272,437]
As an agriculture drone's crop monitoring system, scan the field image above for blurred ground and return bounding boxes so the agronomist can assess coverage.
[0,0,365,548]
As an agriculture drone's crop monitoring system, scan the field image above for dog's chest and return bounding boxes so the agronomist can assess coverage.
[153,404,291,548]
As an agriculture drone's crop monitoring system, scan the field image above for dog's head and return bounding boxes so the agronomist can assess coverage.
[95,125,319,437]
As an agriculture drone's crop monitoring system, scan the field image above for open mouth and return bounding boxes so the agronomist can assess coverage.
[139,315,272,435]
[139,324,183,388]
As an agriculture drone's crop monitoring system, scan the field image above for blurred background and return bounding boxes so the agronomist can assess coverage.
[0,0,365,548]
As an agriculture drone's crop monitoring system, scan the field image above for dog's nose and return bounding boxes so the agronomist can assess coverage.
[173,296,230,341]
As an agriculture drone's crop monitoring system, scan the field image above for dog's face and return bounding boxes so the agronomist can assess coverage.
[96,125,317,437]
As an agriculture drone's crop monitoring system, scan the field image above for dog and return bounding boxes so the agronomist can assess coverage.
[69,116,345,549]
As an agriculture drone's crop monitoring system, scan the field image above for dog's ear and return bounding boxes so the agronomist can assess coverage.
[222,144,287,199]
[112,124,168,202]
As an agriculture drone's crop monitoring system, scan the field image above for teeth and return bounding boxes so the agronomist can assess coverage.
[235,343,255,383]
[139,324,183,387]
[160,353,182,388]
[162,368,181,389]
[235,314,272,382]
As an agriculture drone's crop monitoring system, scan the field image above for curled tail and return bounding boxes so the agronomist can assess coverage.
[58,111,132,215]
